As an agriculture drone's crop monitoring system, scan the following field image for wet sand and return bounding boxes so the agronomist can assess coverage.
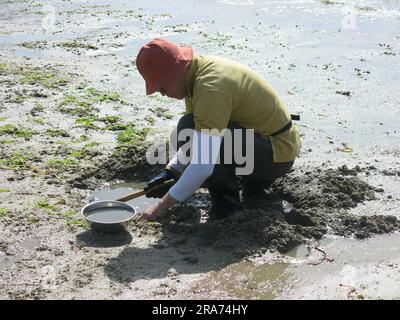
[1,0,399,299]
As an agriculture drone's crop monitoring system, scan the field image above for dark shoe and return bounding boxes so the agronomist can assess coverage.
[204,164,242,219]
[241,177,274,199]
[208,194,243,220]
[241,177,275,208]
[208,204,242,220]
[242,187,267,200]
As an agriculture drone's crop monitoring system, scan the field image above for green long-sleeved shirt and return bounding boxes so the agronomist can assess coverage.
[184,55,301,163]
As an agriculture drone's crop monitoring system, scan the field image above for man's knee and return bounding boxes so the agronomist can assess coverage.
[249,160,294,181]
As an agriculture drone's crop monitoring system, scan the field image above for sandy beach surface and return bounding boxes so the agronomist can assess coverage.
[1,0,399,299]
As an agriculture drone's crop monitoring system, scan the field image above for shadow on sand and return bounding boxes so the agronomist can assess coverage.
[76,230,133,248]
[101,194,294,284]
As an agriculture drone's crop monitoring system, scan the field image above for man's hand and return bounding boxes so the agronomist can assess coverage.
[145,169,176,198]
[139,193,178,221]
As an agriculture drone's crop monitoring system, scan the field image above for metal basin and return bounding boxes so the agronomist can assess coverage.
[81,200,137,234]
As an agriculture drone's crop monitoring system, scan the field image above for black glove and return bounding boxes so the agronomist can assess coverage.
[144,169,176,198]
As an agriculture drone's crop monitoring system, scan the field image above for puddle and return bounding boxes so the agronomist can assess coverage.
[198,233,400,299]
[92,181,159,213]
[279,233,400,299]
[20,237,41,252]
[285,238,334,259]
[1,0,399,300]
[0,237,41,272]
[196,259,289,299]
[285,244,310,259]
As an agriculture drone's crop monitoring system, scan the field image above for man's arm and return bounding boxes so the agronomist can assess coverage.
[168,129,222,201]
[140,130,222,220]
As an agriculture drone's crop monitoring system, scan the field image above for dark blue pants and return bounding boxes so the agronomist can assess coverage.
[172,113,294,205]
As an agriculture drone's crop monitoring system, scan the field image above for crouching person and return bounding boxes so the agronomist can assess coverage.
[135,38,301,221]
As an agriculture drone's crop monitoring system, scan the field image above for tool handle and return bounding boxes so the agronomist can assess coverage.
[116,179,175,202]
[116,189,146,202]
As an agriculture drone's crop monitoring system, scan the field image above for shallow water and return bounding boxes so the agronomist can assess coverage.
[86,207,133,223]
[196,232,400,299]
[279,232,400,299]
[1,0,399,300]
[92,181,159,213]
[0,237,41,272]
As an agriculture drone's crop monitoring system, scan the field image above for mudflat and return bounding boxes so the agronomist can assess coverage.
[0,0,399,299]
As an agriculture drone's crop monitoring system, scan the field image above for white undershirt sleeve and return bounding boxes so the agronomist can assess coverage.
[167,147,189,174]
[168,130,222,202]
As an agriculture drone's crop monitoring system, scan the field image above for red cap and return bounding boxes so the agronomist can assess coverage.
[136,38,193,95]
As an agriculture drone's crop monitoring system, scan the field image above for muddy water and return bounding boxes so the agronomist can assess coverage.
[195,260,290,299]
[85,207,133,223]
[195,233,400,299]
[279,233,400,299]
[1,0,399,299]
[285,240,330,260]
[0,237,41,272]
[92,182,159,213]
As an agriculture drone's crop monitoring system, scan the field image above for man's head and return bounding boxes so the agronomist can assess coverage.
[136,38,193,99]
